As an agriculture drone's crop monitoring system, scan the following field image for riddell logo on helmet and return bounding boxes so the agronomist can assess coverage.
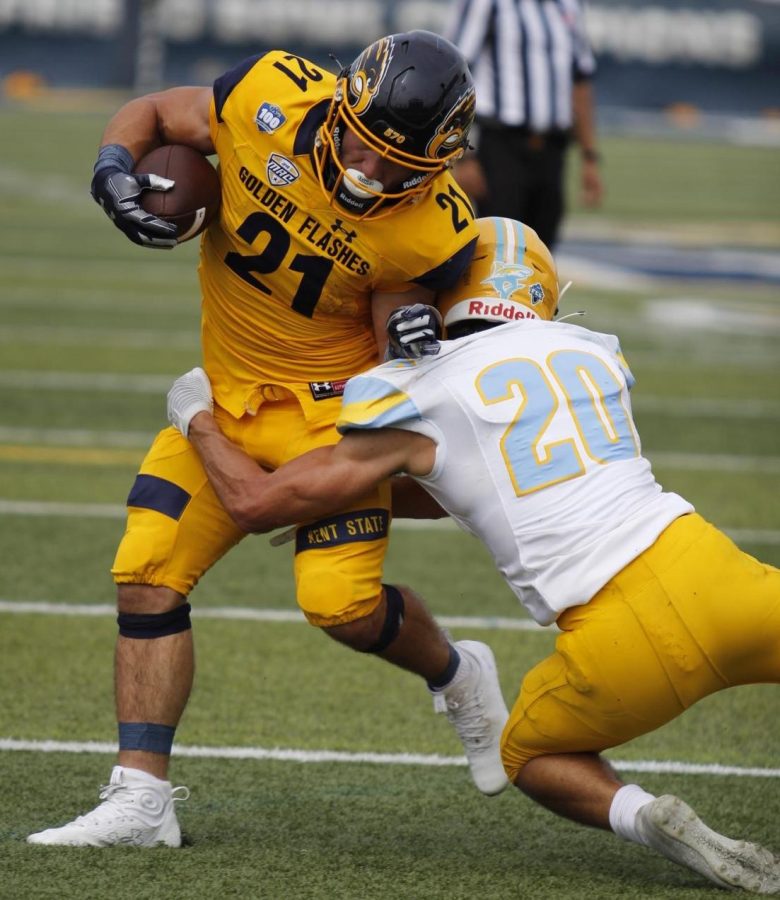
[468,300,537,320]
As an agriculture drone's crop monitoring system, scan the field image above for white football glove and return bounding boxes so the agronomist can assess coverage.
[167,367,213,436]
[386,303,443,360]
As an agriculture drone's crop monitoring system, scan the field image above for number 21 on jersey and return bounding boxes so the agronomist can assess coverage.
[476,349,639,496]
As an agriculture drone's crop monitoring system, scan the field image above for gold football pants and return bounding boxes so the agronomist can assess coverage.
[502,513,780,782]
[112,395,390,625]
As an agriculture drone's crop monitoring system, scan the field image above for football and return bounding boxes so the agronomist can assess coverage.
[134,144,221,243]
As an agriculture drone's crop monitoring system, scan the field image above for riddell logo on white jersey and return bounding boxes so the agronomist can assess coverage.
[468,300,538,320]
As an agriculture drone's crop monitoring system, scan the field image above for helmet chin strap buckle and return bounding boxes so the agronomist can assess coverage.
[343,168,384,199]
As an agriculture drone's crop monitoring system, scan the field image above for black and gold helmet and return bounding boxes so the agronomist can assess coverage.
[314,30,476,220]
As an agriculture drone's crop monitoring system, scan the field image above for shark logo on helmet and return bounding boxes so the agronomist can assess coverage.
[480,262,535,301]
[438,217,561,333]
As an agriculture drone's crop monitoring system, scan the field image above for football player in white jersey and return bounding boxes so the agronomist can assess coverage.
[167,217,780,893]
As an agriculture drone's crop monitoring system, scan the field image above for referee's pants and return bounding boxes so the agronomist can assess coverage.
[476,124,569,249]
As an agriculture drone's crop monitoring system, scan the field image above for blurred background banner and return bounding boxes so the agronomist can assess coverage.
[1,0,779,116]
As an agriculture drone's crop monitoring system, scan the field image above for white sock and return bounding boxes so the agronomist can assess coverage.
[441,646,476,690]
[119,766,170,787]
[609,783,656,845]
[428,643,475,693]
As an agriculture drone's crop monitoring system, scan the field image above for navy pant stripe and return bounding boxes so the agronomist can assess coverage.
[127,474,191,520]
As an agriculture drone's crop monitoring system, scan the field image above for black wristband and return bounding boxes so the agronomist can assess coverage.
[93,143,135,176]
[582,148,601,164]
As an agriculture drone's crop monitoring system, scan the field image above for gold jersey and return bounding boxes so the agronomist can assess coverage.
[202,50,479,418]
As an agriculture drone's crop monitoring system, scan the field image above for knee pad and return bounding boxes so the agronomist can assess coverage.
[359,584,405,654]
[117,602,192,639]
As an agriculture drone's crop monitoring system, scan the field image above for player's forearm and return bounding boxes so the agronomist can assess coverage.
[572,81,599,161]
[99,96,165,160]
[186,411,276,532]
[187,413,357,533]
[99,88,214,159]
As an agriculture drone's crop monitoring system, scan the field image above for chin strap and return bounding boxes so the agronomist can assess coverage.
[555,280,587,322]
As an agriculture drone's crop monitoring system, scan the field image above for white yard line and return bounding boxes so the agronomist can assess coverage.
[19,446,775,473]
[3,368,780,412]
[0,325,198,349]
[0,599,546,632]
[2,448,779,473]
[623,348,779,370]
[0,426,155,448]
[0,737,776,778]
[0,500,128,518]
[1,499,779,546]
[0,371,172,392]
[632,396,780,420]
[649,452,780,474]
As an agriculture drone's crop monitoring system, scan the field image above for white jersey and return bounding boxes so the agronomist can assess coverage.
[337,320,693,625]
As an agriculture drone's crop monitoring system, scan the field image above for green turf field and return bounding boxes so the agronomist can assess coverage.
[0,102,778,899]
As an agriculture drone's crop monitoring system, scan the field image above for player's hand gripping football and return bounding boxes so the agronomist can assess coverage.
[167,367,214,437]
[90,144,179,249]
[386,303,443,360]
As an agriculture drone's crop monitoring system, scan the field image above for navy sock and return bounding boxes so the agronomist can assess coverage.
[427,645,461,691]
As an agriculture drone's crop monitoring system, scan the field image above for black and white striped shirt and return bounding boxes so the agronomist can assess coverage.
[446,0,596,131]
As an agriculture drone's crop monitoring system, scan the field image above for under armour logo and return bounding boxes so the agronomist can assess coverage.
[330,218,357,243]
[309,379,347,400]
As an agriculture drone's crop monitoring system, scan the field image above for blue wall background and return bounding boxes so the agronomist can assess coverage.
[1,0,778,115]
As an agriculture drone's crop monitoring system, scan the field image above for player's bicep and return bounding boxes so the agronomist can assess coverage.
[298,433,404,507]
[241,437,399,530]
[154,87,215,155]
[291,431,412,509]
[240,429,431,531]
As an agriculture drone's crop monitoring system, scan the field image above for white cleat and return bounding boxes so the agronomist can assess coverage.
[637,794,780,894]
[433,640,510,796]
[27,766,189,848]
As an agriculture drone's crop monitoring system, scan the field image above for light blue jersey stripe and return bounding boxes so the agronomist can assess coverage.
[337,376,421,432]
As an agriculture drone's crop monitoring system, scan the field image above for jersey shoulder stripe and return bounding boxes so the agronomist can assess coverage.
[293,98,330,155]
[214,53,267,122]
[415,234,477,292]
[337,374,421,432]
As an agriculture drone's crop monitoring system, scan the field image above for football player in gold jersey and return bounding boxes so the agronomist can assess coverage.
[27,32,511,848]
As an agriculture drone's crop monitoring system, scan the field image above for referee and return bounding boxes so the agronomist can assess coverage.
[446,0,603,248]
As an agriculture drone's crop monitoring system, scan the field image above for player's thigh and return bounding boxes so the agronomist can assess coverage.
[292,479,392,626]
[289,417,390,626]
[112,426,245,596]
[649,513,780,686]
[501,514,780,781]
[240,397,393,626]
[500,589,697,782]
